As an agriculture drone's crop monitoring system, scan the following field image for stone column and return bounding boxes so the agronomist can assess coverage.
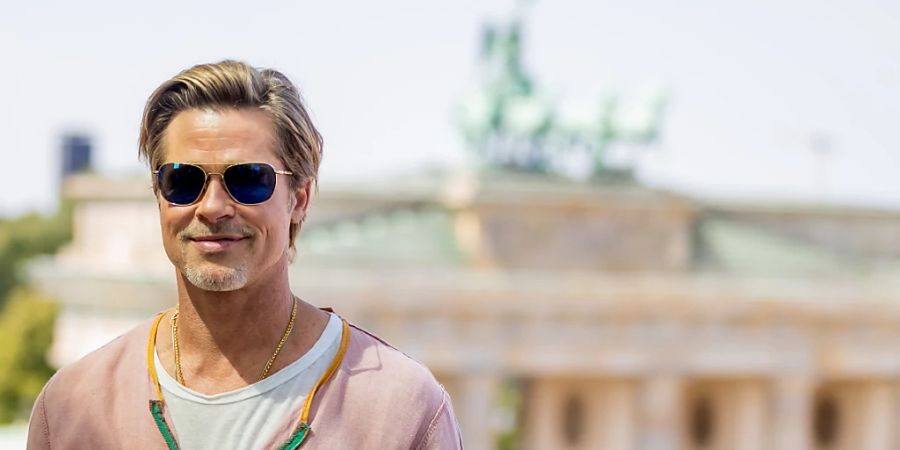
[732,381,767,450]
[603,381,638,450]
[458,373,501,450]
[639,376,684,450]
[772,376,813,450]
[858,382,894,450]
[521,379,561,450]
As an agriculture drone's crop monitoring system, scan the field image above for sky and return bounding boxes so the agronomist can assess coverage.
[1,0,899,216]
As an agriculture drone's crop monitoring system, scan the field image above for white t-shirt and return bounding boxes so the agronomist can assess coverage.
[153,313,342,450]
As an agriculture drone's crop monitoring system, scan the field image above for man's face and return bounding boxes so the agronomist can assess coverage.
[157,108,308,291]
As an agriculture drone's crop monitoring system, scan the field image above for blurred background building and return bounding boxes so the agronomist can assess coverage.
[30,155,900,450]
[4,1,900,449]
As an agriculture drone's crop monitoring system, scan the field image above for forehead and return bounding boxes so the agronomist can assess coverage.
[162,108,279,165]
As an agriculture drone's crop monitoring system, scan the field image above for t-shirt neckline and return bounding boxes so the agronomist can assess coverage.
[154,312,341,405]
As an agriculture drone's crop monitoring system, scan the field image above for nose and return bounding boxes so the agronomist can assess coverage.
[195,175,235,223]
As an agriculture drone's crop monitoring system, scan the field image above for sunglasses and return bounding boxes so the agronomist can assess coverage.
[153,162,293,206]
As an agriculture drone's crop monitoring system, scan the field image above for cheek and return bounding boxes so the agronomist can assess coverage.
[266,191,296,236]
[263,211,293,249]
[266,208,292,240]
[159,205,193,241]
[238,204,283,235]
[158,206,180,264]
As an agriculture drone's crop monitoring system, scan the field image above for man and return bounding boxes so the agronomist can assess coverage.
[27,60,462,449]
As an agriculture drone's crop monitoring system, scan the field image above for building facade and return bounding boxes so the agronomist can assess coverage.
[32,170,900,450]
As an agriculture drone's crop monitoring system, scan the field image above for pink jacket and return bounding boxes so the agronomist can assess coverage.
[27,315,463,449]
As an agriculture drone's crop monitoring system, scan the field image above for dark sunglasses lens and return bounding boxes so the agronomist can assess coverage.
[224,163,277,204]
[157,163,206,205]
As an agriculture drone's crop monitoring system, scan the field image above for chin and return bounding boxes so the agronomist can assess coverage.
[183,264,249,292]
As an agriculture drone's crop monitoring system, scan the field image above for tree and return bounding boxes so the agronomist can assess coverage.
[0,203,72,309]
[0,289,57,422]
[0,204,72,422]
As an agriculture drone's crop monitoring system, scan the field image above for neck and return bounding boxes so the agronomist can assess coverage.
[174,264,295,355]
[160,262,329,393]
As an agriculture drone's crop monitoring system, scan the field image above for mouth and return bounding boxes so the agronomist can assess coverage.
[188,234,248,253]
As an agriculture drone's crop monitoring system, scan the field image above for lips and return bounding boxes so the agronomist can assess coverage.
[189,234,247,253]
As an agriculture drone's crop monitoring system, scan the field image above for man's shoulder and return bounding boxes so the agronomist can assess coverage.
[29,314,168,449]
[309,319,460,447]
[43,314,159,395]
[339,320,446,402]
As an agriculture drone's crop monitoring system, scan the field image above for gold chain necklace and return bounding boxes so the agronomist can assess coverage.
[170,297,299,386]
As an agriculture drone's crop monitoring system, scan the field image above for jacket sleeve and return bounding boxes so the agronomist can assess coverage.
[26,383,52,450]
[416,388,464,450]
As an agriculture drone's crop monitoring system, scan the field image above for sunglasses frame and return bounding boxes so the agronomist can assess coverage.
[152,162,293,206]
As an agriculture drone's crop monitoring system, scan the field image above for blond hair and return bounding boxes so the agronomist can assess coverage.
[138,60,322,250]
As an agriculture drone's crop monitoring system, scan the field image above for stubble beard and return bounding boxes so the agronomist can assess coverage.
[176,223,254,292]
[182,258,249,291]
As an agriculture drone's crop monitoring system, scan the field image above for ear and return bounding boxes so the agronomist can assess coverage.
[290,179,312,224]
